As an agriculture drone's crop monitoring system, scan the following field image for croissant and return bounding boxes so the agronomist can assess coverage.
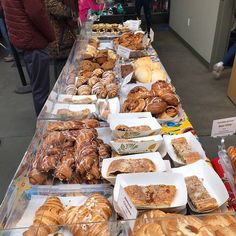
[77,85,92,95]
[92,82,107,98]
[24,197,64,236]
[102,70,115,81]
[101,76,114,86]
[38,155,58,172]
[145,97,167,115]
[106,83,119,98]
[92,68,104,77]
[88,76,100,87]
[65,84,77,95]
[76,76,89,88]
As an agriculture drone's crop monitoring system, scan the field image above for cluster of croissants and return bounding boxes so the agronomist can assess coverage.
[74,69,119,99]
[23,193,112,236]
[227,146,236,184]
[122,81,180,119]
[28,119,111,185]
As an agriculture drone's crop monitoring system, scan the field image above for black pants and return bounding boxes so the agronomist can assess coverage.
[23,49,50,116]
[135,0,152,33]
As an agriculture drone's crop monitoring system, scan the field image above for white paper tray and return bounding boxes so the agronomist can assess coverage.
[163,131,207,166]
[102,152,166,185]
[113,172,187,210]
[172,160,229,213]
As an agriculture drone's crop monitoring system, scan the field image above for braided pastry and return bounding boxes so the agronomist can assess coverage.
[24,197,64,236]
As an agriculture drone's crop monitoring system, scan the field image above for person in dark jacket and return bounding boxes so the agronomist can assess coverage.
[135,0,152,34]
[2,0,55,116]
[45,0,77,80]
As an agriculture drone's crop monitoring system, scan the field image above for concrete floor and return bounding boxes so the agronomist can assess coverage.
[0,28,235,203]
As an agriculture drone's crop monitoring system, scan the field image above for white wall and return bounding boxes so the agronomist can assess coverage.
[170,0,220,63]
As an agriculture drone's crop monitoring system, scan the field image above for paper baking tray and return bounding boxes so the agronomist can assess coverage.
[172,160,229,213]
[110,135,163,155]
[113,172,187,210]
[110,117,161,139]
[57,94,97,104]
[101,152,166,184]
[163,131,207,166]
[107,112,152,123]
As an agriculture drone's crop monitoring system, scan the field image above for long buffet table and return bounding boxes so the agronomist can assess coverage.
[1,21,236,235]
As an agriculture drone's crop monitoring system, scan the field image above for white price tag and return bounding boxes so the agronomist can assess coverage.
[117,186,138,229]
[211,117,236,137]
[122,72,134,86]
[150,28,154,42]
[129,20,140,31]
[117,45,131,59]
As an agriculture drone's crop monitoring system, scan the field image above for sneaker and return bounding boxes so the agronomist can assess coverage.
[3,54,14,62]
[212,62,224,78]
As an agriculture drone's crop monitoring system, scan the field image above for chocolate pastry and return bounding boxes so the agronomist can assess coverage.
[102,70,115,81]
[145,97,167,115]
[39,155,58,172]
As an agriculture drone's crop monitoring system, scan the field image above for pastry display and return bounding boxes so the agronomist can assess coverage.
[107,158,156,176]
[28,121,111,185]
[23,197,64,236]
[114,32,145,50]
[63,192,112,236]
[185,175,218,212]
[171,137,201,164]
[133,57,168,83]
[115,125,151,132]
[227,146,236,183]
[122,84,180,119]
[74,70,119,98]
[92,23,129,34]
[124,184,176,208]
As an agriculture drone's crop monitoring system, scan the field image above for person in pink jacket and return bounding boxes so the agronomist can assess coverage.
[79,0,104,24]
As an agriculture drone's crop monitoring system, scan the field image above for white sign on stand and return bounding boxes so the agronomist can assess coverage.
[128,20,141,31]
[211,117,236,137]
[117,45,131,59]
[117,186,138,229]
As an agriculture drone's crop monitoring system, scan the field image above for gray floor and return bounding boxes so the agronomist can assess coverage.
[0,29,235,203]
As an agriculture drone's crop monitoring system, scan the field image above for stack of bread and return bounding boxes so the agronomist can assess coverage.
[122,81,180,119]
[28,120,111,185]
[132,57,168,83]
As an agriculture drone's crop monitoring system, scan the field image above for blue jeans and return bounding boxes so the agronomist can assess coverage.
[0,16,12,54]
[223,43,236,66]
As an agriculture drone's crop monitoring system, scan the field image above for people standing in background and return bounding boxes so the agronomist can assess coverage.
[213,43,236,78]
[79,0,104,24]
[135,0,152,35]
[45,0,77,80]
[2,0,55,116]
[0,1,13,62]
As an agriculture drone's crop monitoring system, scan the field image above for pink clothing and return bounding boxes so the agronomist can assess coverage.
[79,0,104,23]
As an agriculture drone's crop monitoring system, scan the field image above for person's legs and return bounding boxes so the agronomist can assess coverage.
[0,16,13,61]
[223,43,236,66]
[23,49,50,116]
[135,0,143,19]
[142,0,152,34]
